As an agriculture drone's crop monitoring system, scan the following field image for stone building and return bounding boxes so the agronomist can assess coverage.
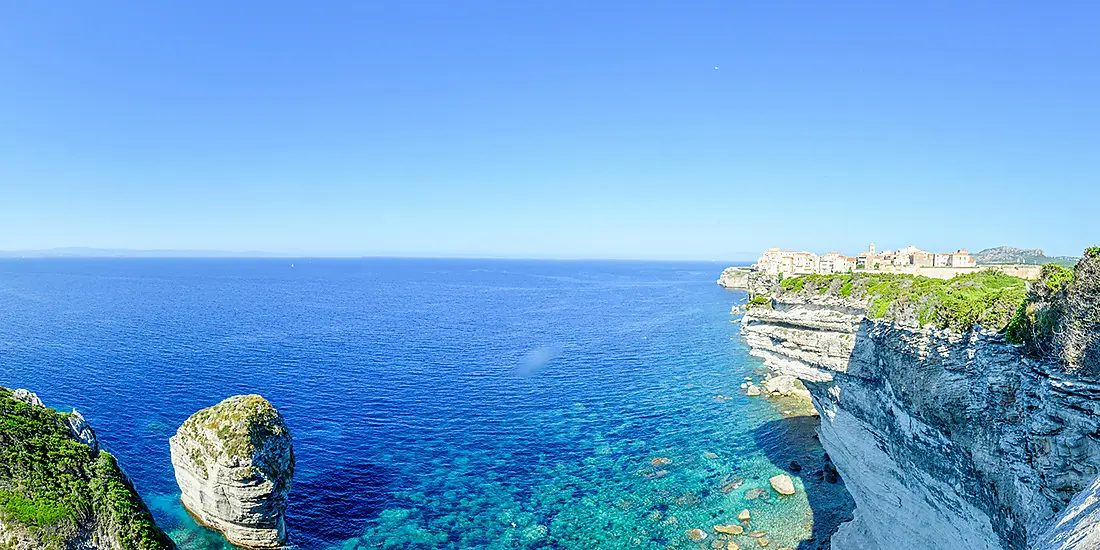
[753,243,977,276]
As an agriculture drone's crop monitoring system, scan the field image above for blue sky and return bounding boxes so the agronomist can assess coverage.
[1,1,1097,259]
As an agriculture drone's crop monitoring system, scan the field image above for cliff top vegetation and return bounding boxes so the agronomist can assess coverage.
[0,387,174,549]
[760,248,1100,372]
[1006,248,1100,375]
[176,394,292,480]
[768,270,1027,332]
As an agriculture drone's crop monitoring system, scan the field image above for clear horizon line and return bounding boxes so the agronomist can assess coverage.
[0,247,758,263]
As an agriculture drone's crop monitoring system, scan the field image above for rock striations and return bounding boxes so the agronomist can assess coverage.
[717,266,752,289]
[170,395,294,549]
[0,387,175,549]
[738,255,1100,550]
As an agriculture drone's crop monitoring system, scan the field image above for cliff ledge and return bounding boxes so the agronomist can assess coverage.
[737,252,1100,549]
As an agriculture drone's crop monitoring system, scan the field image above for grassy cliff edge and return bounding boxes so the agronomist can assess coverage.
[0,387,174,550]
[750,270,1027,332]
[748,247,1100,375]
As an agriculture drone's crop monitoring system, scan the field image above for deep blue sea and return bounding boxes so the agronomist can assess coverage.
[0,259,850,549]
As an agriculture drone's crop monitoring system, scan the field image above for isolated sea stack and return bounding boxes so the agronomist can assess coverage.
[170,395,294,549]
[0,387,175,549]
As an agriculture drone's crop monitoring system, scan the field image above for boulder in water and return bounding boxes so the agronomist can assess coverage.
[769,474,796,495]
[686,528,708,542]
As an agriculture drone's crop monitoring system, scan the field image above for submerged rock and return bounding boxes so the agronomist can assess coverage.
[714,524,744,535]
[170,394,294,549]
[737,509,751,521]
[746,385,762,396]
[769,474,796,495]
[686,527,708,542]
[744,487,767,500]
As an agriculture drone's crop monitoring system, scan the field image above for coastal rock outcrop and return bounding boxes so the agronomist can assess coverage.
[0,387,175,549]
[170,395,294,549]
[737,255,1100,549]
[717,267,752,289]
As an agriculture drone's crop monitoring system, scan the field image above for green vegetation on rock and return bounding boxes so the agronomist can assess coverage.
[177,394,292,481]
[0,387,174,549]
[745,295,772,310]
[1007,250,1100,375]
[773,271,1027,331]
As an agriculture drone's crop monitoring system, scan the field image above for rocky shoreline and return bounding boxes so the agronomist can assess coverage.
[0,388,176,549]
[731,254,1100,549]
[0,389,294,550]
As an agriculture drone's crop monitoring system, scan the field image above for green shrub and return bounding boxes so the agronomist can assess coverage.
[746,295,772,309]
[839,278,853,297]
[1039,264,1074,292]
[0,388,174,549]
[780,277,804,292]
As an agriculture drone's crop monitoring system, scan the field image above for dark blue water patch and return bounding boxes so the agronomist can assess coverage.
[0,258,849,549]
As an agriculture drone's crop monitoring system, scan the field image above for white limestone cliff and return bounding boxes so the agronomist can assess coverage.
[717,267,752,289]
[170,394,294,549]
[738,269,1100,549]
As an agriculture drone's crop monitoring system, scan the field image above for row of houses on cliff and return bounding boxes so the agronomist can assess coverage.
[755,243,976,276]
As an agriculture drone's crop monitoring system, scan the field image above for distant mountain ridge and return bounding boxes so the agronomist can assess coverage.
[973,246,1078,266]
[0,247,288,258]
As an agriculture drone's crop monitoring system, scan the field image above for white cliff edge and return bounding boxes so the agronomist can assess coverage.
[738,272,1100,550]
[169,394,294,549]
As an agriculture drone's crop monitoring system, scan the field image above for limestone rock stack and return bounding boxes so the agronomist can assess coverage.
[170,395,294,549]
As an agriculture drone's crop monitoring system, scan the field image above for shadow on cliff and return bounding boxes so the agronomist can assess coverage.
[753,414,855,550]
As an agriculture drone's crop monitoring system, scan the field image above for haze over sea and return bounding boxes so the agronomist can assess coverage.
[0,258,851,549]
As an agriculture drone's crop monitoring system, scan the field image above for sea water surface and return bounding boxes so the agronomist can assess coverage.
[0,259,851,549]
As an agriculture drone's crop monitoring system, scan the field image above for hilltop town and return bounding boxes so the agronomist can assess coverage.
[756,243,975,276]
[744,243,1041,280]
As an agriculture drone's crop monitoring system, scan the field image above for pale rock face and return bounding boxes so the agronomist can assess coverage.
[762,374,810,398]
[1036,474,1100,549]
[717,267,752,289]
[740,292,1100,550]
[11,389,98,452]
[170,395,294,549]
[67,409,98,453]
[11,388,43,406]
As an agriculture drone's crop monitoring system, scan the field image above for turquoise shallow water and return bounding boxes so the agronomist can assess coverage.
[0,259,851,548]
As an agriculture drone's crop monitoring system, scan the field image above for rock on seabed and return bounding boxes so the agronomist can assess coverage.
[769,474,796,495]
[169,394,294,549]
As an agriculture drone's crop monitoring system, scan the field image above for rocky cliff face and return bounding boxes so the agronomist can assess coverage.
[717,267,752,289]
[738,261,1100,549]
[170,394,294,549]
[0,387,175,550]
